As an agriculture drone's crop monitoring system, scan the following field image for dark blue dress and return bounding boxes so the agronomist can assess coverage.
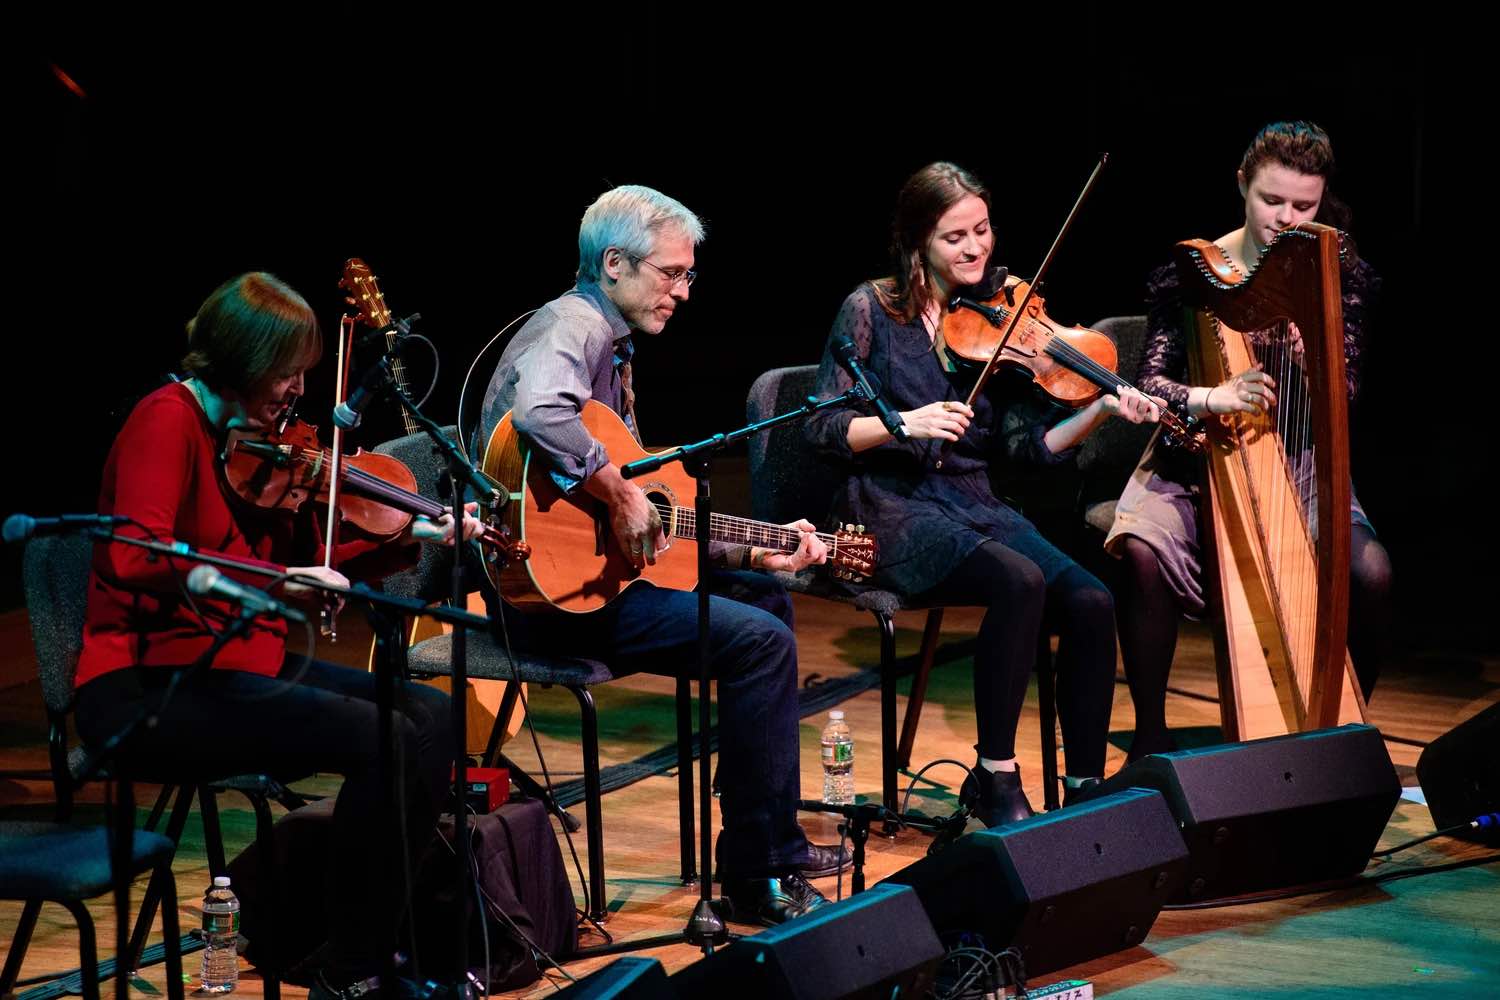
[805,282,1084,597]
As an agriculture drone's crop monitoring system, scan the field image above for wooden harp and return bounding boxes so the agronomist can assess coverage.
[1173,222,1367,740]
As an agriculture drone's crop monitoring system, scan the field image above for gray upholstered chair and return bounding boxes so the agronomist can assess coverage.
[0,821,184,1000]
[373,427,694,923]
[1074,316,1156,534]
[22,533,292,999]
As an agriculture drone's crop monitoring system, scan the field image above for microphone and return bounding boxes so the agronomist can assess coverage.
[186,565,309,624]
[332,354,394,430]
[3,513,130,545]
[831,336,909,443]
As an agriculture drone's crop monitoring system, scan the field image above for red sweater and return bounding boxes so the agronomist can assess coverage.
[76,382,417,685]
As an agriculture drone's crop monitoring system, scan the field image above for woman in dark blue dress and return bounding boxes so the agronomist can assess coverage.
[806,163,1161,826]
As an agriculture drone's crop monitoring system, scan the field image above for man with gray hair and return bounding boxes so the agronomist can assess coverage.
[477,184,844,926]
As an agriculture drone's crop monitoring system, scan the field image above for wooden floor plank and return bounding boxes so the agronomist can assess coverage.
[3,598,1496,998]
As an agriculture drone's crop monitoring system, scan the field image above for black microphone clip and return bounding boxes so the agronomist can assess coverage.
[354,313,422,353]
[832,336,909,443]
[332,353,396,431]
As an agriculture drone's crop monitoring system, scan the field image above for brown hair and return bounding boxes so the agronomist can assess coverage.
[182,272,321,394]
[1239,121,1351,231]
[872,162,990,325]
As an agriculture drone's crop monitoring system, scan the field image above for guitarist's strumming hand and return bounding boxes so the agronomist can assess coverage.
[586,462,668,570]
[752,520,829,573]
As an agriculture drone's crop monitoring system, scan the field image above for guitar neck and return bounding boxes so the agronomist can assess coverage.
[660,507,836,554]
[385,328,421,436]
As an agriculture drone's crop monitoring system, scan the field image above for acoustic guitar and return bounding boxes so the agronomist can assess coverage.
[480,399,877,612]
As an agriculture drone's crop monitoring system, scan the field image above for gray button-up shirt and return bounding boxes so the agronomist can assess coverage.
[476,281,747,568]
[478,282,635,494]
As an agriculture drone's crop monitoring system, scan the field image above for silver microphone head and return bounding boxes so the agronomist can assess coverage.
[186,564,222,595]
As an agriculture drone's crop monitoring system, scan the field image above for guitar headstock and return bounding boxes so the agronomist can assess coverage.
[339,258,394,330]
[830,523,878,582]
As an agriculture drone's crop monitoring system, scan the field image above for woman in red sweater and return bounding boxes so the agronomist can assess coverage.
[74,272,476,999]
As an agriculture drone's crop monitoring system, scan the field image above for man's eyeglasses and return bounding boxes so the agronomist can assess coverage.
[626,253,697,288]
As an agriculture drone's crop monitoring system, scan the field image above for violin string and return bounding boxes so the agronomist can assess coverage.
[1041,334,1173,417]
[965,311,1191,435]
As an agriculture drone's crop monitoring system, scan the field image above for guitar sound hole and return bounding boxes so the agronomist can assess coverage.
[642,489,676,543]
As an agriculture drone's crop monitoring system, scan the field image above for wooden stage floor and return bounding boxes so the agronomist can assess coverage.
[2,597,1496,998]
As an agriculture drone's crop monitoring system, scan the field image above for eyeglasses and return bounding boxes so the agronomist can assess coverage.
[626,253,697,288]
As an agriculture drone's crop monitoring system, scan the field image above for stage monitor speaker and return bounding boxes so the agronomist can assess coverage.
[669,883,943,999]
[1087,723,1400,900]
[1418,700,1500,845]
[881,787,1188,978]
[553,956,673,998]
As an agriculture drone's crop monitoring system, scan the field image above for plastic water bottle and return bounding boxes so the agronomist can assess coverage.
[200,875,240,993]
[821,710,855,804]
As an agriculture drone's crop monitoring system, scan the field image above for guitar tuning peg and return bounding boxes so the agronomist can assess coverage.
[855,524,864,533]
[844,523,854,532]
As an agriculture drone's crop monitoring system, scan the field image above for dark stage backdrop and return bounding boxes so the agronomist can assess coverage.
[12,9,1493,655]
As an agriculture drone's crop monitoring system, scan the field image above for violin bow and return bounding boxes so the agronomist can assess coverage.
[935,152,1109,469]
[320,313,356,641]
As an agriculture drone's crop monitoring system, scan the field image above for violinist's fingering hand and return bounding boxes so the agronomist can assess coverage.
[1102,385,1162,424]
[410,502,486,545]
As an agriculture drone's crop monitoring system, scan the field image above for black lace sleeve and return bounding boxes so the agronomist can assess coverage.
[998,390,1078,467]
[805,286,877,461]
[1341,255,1380,402]
[1136,262,1193,410]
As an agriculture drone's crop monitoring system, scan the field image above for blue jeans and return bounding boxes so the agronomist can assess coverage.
[500,569,810,879]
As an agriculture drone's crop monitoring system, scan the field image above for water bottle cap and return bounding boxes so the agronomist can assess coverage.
[829,710,844,720]
[213,876,231,887]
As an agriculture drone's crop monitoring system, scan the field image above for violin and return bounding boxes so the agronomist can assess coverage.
[932,154,1203,466]
[221,415,529,560]
[943,280,1205,453]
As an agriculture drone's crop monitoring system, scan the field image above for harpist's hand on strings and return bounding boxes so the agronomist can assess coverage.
[1206,366,1278,415]
[756,519,828,574]
[900,400,974,441]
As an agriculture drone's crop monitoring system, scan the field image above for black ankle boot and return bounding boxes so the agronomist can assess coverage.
[1126,730,1179,764]
[1062,776,1104,807]
[959,764,1035,828]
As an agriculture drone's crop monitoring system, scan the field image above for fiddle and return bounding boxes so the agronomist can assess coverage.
[943,282,1205,453]
[221,416,529,562]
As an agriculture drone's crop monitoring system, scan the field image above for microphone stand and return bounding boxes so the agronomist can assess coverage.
[73,527,493,999]
[794,799,966,896]
[380,375,509,997]
[573,384,873,960]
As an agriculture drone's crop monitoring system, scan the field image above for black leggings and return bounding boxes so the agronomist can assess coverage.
[76,658,453,977]
[1116,523,1393,759]
[915,540,1117,777]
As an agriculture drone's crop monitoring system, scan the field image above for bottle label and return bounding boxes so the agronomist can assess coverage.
[822,742,853,764]
[203,911,240,935]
